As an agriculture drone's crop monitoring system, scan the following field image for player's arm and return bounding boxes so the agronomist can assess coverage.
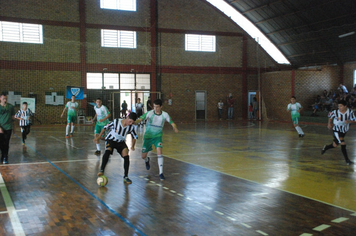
[135,112,147,124]
[99,113,111,123]
[61,106,67,118]
[327,117,333,130]
[171,122,179,133]
[92,113,97,123]
[15,111,22,121]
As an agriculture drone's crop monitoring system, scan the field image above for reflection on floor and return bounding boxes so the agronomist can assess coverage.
[1,120,356,235]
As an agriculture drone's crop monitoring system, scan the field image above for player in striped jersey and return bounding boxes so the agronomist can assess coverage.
[95,112,138,184]
[321,100,355,165]
[15,102,33,145]
[287,96,305,137]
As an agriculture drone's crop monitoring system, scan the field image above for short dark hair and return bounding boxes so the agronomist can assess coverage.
[338,100,347,106]
[128,112,137,121]
[96,98,102,101]
[22,102,28,105]
[153,99,162,106]
[291,96,296,99]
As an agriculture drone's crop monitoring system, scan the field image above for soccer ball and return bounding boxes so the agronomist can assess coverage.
[97,175,108,187]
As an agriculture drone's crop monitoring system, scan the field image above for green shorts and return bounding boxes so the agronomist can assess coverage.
[67,115,77,124]
[291,113,300,125]
[142,136,163,153]
[94,124,105,134]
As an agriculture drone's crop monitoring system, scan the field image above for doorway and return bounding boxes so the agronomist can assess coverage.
[195,91,206,120]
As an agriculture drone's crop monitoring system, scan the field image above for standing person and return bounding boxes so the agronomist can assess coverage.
[0,94,15,164]
[339,83,348,94]
[61,95,78,138]
[248,103,253,120]
[321,100,355,165]
[146,96,153,112]
[252,97,258,120]
[121,100,128,118]
[136,98,144,126]
[287,96,305,137]
[217,99,224,120]
[136,99,178,180]
[227,96,234,120]
[15,102,33,145]
[92,98,111,155]
[95,112,138,184]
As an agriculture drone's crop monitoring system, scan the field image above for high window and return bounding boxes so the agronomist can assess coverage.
[101,29,136,48]
[100,0,136,11]
[87,73,150,90]
[185,34,216,52]
[0,21,43,44]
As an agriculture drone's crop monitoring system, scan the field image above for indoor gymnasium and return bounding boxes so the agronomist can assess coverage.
[1,0,356,235]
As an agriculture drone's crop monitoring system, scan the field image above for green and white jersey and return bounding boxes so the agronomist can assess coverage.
[65,102,78,116]
[94,105,110,126]
[287,102,302,116]
[140,110,173,138]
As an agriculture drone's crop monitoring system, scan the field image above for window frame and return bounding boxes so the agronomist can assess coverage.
[0,21,43,44]
[185,34,216,52]
[100,0,136,11]
[101,29,137,49]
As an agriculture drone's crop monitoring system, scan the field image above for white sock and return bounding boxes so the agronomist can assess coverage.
[295,126,304,134]
[96,143,101,151]
[66,125,70,135]
[157,155,163,174]
[71,125,74,133]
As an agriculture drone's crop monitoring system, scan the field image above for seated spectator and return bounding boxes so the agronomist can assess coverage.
[311,101,319,116]
[318,95,327,111]
[339,83,348,94]
[329,89,336,99]
[323,96,333,112]
[323,90,328,98]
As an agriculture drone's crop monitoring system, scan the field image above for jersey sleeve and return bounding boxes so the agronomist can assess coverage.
[328,111,335,119]
[14,110,21,118]
[130,125,138,139]
[104,120,114,130]
[140,111,148,120]
[165,112,173,124]
[286,104,290,111]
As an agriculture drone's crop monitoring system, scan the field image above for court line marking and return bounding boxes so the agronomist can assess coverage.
[12,137,146,236]
[0,172,26,236]
[162,152,356,213]
[49,136,83,149]
[4,158,100,166]
[313,224,330,231]
[331,217,349,223]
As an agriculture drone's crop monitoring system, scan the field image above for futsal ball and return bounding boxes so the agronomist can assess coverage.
[97,175,108,187]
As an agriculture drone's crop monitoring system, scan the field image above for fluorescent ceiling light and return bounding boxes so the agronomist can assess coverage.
[338,31,355,38]
[206,0,290,65]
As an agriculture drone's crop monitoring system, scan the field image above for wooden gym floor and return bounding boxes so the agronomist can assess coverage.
[1,120,356,236]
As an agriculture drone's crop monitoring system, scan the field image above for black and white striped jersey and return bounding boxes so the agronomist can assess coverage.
[15,109,33,126]
[104,119,138,142]
[328,108,355,133]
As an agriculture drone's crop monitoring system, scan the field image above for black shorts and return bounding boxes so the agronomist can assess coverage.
[333,131,346,144]
[105,140,128,155]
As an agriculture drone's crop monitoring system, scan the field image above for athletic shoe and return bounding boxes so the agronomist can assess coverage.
[145,157,150,170]
[321,145,326,155]
[94,150,101,155]
[3,157,8,164]
[70,133,73,137]
[124,177,132,184]
[347,160,354,165]
[97,172,104,176]
[22,142,25,146]
[65,135,69,139]
[299,134,304,137]
[159,173,165,181]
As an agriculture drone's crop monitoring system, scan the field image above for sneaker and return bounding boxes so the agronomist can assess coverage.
[70,133,73,137]
[97,171,104,176]
[321,145,326,155]
[3,157,8,164]
[347,160,354,165]
[65,135,69,139]
[159,173,165,181]
[123,177,132,184]
[299,134,304,138]
[94,150,101,155]
[145,157,150,170]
